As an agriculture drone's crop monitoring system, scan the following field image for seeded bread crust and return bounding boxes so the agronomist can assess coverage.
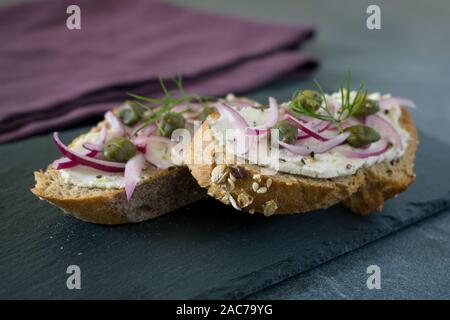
[31,125,205,225]
[187,108,417,216]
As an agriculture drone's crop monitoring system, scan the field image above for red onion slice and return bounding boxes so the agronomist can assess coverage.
[244,128,270,136]
[52,150,98,169]
[379,97,416,110]
[315,120,332,132]
[124,153,146,201]
[130,134,149,147]
[285,114,328,142]
[226,97,257,109]
[136,145,146,154]
[105,111,125,137]
[326,97,337,115]
[214,102,249,154]
[82,142,104,152]
[339,139,391,158]
[53,126,107,169]
[130,122,157,137]
[296,134,309,141]
[53,132,126,172]
[367,114,403,150]
[287,97,336,130]
[244,97,279,136]
[96,125,107,144]
[280,132,350,156]
[171,102,203,114]
[297,122,332,140]
[131,135,172,157]
[148,135,172,144]
[214,102,248,129]
[145,136,174,169]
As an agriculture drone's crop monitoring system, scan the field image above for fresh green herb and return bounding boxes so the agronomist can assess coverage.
[290,68,368,131]
[127,76,213,135]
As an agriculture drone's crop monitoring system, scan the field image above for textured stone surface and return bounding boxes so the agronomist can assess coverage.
[249,211,450,300]
[1,0,450,299]
[0,130,449,299]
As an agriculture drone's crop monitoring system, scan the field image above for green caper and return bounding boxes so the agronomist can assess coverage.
[161,112,185,138]
[197,106,215,121]
[118,101,146,126]
[351,98,380,117]
[103,138,137,162]
[345,125,381,148]
[275,120,298,144]
[292,89,323,112]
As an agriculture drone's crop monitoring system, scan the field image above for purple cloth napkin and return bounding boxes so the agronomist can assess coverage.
[0,0,317,143]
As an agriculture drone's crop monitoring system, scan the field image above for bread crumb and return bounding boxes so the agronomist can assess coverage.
[227,178,235,191]
[237,193,254,208]
[211,165,229,184]
[228,194,241,211]
[256,187,268,194]
[262,200,278,216]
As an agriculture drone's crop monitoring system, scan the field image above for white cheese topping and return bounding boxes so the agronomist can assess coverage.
[58,92,411,188]
[59,131,127,189]
[58,94,258,189]
[58,130,181,189]
[209,92,410,179]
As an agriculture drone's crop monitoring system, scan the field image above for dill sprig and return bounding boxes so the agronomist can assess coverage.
[290,68,368,131]
[127,76,212,135]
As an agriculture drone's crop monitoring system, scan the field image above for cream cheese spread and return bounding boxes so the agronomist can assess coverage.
[208,92,410,179]
[59,131,132,189]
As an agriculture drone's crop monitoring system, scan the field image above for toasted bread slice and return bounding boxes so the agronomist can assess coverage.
[187,108,417,216]
[31,125,205,225]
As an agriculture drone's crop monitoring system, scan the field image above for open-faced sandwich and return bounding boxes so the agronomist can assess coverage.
[31,77,263,224]
[31,79,218,224]
[32,74,418,223]
[187,76,418,216]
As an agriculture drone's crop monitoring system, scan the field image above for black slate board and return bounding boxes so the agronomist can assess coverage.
[1,129,450,299]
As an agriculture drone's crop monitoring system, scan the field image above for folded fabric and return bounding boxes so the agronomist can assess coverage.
[0,0,318,143]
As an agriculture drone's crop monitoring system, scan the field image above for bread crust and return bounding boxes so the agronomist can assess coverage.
[32,166,205,225]
[187,108,418,216]
[31,123,205,225]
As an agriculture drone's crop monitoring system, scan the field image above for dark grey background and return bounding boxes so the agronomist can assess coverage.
[1,0,449,299]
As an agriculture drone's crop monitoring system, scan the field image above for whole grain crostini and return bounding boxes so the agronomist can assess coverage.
[186,78,418,216]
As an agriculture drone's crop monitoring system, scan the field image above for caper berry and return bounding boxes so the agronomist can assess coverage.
[118,101,146,126]
[161,112,185,138]
[197,106,215,121]
[103,137,137,162]
[351,98,380,117]
[345,125,381,148]
[292,89,323,112]
[275,120,298,144]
